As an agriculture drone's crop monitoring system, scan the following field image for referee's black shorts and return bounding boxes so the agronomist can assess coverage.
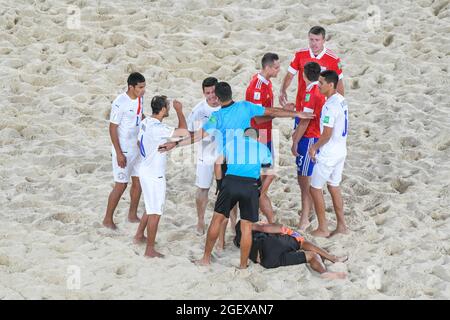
[214,175,260,222]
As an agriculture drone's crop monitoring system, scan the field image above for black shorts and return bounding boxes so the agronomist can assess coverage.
[214,175,260,222]
[260,235,306,269]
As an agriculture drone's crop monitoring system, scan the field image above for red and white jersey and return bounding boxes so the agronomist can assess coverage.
[245,73,274,143]
[110,93,144,154]
[299,81,326,138]
[288,47,343,111]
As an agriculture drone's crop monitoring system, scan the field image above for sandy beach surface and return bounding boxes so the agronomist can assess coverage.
[1,0,449,299]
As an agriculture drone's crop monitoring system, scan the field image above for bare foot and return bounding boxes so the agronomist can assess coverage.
[133,235,147,244]
[128,216,140,223]
[144,250,164,258]
[103,220,117,230]
[196,223,205,235]
[310,229,330,238]
[320,272,347,280]
[298,221,311,232]
[329,227,349,237]
[215,238,225,252]
[195,257,211,266]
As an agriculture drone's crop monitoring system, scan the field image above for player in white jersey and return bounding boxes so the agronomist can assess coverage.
[186,77,221,234]
[103,72,146,230]
[133,95,189,258]
[308,70,349,238]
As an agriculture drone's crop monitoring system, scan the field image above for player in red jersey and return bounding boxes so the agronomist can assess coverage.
[279,26,344,111]
[291,62,326,230]
[245,52,281,223]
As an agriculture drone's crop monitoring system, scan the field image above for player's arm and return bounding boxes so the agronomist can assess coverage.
[291,120,309,156]
[279,72,295,108]
[214,155,224,180]
[337,80,345,96]
[252,223,284,233]
[159,128,207,152]
[263,107,315,120]
[335,58,345,96]
[109,104,126,168]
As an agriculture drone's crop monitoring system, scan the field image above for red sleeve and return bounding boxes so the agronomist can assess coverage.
[333,57,343,79]
[289,53,300,73]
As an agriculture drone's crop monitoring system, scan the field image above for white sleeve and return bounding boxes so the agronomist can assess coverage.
[110,100,123,125]
[322,107,336,128]
[187,110,196,132]
[288,65,298,75]
[159,124,175,139]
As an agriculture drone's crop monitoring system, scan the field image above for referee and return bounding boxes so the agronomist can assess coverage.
[196,127,272,269]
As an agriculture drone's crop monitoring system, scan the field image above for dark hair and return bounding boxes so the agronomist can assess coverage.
[202,77,218,91]
[303,62,322,82]
[127,72,145,87]
[261,52,279,69]
[244,127,259,139]
[308,26,326,39]
[151,95,168,115]
[320,70,339,89]
[214,82,232,102]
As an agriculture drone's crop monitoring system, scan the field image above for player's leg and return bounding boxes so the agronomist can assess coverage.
[103,182,127,229]
[310,163,332,237]
[296,137,317,230]
[128,176,142,223]
[327,158,348,237]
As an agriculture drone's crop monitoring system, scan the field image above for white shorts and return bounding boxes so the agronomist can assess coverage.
[311,157,346,189]
[140,171,166,215]
[112,152,141,183]
[195,161,214,189]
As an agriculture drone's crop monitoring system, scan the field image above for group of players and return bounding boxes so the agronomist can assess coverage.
[102,26,349,277]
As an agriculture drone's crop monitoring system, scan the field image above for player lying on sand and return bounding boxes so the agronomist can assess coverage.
[234,220,348,279]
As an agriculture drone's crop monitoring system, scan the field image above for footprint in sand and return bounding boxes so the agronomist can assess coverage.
[399,136,420,148]
[383,34,394,47]
[391,177,414,194]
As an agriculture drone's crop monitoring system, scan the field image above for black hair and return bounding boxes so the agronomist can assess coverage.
[261,52,279,69]
[320,70,339,89]
[308,26,326,39]
[303,62,322,82]
[127,72,145,87]
[214,82,232,102]
[151,95,168,115]
[202,77,218,91]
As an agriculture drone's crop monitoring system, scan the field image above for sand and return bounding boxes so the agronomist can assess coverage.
[0,0,449,299]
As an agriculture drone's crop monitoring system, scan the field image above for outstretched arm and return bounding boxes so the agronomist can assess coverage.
[159,128,208,152]
[263,107,315,120]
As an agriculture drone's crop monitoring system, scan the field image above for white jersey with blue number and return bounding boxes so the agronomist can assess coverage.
[318,93,348,166]
[138,117,174,177]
